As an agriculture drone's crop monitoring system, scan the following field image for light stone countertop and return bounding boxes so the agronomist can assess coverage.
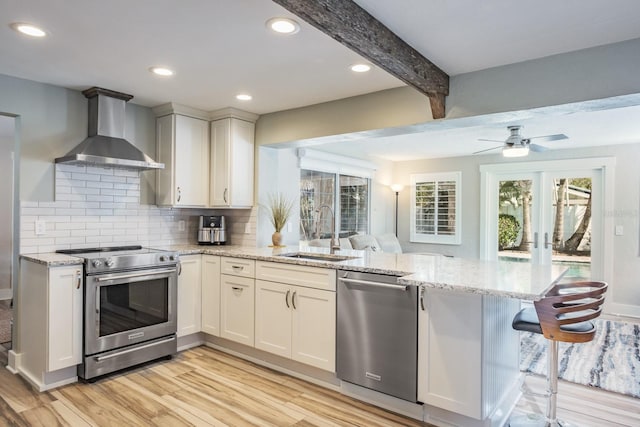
[22,244,568,300]
[20,252,84,266]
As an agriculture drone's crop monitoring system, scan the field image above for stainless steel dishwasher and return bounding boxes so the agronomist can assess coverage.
[336,270,418,402]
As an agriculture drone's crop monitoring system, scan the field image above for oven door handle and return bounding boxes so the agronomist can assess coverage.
[94,268,177,282]
[94,336,176,362]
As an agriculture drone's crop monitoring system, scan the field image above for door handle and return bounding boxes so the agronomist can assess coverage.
[524,232,539,249]
[544,232,552,249]
[285,290,290,308]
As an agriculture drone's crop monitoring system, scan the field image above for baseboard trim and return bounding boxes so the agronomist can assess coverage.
[607,303,640,320]
[0,289,13,300]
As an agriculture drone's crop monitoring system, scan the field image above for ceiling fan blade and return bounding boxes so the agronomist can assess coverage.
[528,143,548,152]
[528,133,568,142]
[477,138,505,143]
[473,145,502,154]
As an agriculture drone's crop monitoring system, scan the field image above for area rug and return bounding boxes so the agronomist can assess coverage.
[520,319,640,398]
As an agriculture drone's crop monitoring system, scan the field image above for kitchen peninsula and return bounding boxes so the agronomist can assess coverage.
[14,246,567,427]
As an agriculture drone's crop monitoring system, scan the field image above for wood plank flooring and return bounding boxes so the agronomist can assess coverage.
[0,346,431,426]
[1,344,638,426]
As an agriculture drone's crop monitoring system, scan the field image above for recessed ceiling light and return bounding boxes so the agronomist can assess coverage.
[350,63,372,73]
[236,94,252,101]
[10,22,47,38]
[266,17,300,34]
[149,67,174,77]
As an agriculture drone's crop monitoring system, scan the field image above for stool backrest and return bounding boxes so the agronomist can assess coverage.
[533,281,608,343]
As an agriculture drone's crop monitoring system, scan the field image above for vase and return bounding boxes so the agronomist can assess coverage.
[271,231,283,247]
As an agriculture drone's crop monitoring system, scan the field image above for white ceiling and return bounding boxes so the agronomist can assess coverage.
[2,0,640,160]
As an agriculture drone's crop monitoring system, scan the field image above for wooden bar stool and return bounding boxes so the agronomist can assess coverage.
[510,281,608,427]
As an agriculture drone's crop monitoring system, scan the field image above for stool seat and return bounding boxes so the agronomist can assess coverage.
[512,306,596,336]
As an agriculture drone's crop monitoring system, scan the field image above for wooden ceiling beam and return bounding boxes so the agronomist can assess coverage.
[271,0,450,119]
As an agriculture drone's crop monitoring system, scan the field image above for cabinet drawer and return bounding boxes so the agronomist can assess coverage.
[221,257,255,278]
[256,261,336,291]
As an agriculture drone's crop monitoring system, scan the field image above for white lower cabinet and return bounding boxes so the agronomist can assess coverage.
[177,255,202,337]
[48,266,83,371]
[255,261,336,372]
[16,260,83,390]
[220,274,255,346]
[418,288,520,421]
[201,255,221,336]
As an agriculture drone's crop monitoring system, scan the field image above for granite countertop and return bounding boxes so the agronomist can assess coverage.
[21,244,567,300]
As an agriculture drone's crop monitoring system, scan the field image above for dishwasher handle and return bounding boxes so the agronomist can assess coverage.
[338,277,408,291]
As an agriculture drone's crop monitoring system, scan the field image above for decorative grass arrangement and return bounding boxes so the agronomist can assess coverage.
[266,193,294,233]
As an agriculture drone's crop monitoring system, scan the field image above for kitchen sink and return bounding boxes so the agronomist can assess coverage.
[277,252,360,262]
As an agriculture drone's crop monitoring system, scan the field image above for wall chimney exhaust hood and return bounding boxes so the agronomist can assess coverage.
[55,87,164,170]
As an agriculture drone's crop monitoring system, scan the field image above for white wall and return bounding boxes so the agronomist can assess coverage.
[392,142,640,314]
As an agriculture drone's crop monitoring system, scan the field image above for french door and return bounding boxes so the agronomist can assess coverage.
[480,158,615,283]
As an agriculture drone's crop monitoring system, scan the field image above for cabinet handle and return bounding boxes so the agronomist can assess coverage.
[178,262,182,276]
[231,286,244,291]
[96,288,100,314]
[292,291,297,310]
[544,232,552,249]
[76,270,82,289]
[232,265,244,271]
[177,187,181,202]
[419,286,425,311]
[223,188,228,204]
[285,290,291,308]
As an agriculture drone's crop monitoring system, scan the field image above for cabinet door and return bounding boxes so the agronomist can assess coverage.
[291,286,336,372]
[417,289,482,419]
[177,255,202,337]
[210,118,230,207]
[255,280,292,359]
[174,115,209,207]
[210,118,255,208]
[220,274,255,346]
[228,118,255,207]
[48,267,82,371]
[201,255,221,336]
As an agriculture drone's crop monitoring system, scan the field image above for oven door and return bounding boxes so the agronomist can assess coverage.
[84,266,178,356]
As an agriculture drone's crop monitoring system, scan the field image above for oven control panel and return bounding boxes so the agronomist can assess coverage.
[85,250,180,274]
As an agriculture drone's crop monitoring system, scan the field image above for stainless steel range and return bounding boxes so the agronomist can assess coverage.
[57,245,179,380]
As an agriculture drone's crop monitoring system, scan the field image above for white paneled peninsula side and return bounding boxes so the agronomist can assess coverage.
[13,246,566,427]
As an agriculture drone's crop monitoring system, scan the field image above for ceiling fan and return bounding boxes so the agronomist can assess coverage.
[473,125,568,157]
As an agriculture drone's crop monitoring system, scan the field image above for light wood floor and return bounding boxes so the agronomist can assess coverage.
[0,346,432,426]
[0,344,638,426]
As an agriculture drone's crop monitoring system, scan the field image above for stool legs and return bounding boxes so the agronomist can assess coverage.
[547,340,559,424]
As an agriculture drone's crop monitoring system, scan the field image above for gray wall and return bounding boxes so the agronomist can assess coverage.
[0,74,157,203]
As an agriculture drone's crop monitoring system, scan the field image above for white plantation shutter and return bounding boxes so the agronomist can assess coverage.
[410,172,461,244]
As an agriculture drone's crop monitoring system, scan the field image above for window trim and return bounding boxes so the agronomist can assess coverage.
[410,171,462,245]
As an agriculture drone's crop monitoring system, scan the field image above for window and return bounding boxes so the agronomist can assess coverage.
[300,169,370,241]
[410,171,461,244]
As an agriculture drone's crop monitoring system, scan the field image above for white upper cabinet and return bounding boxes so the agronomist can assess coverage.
[154,104,210,207]
[210,116,256,208]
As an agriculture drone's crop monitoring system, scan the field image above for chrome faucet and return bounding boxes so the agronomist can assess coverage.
[316,205,340,254]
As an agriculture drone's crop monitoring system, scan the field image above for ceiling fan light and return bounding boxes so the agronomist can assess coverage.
[502,145,529,158]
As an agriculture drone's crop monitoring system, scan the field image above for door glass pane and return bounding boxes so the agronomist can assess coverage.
[99,279,169,337]
[498,179,534,262]
[551,177,591,279]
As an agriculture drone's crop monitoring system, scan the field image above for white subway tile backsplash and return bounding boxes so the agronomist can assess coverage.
[20,169,257,253]
[22,207,55,216]
[56,193,86,202]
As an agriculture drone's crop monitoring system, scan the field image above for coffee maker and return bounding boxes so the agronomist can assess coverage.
[198,215,227,245]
